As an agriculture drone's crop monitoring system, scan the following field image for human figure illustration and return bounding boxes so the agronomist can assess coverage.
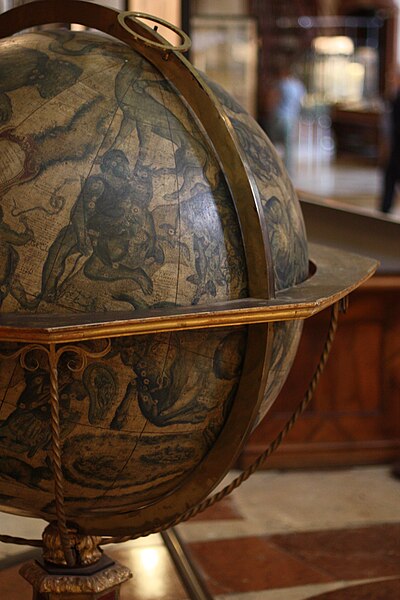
[0,367,85,458]
[82,155,164,295]
[113,58,214,200]
[40,149,163,304]
[0,207,34,307]
[40,149,128,300]
[45,30,215,200]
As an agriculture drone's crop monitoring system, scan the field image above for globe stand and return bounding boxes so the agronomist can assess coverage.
[19,522,131,600]
[0,2,379,599]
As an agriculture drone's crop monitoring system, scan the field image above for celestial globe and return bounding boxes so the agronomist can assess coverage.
[0,9,379,600]
[0,11,309,538]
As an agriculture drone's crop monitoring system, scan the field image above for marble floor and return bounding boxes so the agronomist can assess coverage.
[0,465,399,599]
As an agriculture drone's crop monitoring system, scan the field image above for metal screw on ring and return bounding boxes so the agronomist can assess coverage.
[117,11,191,56]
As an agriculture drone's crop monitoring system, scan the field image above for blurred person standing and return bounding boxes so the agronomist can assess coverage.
[380,74,400,214]
[267,65,306,174]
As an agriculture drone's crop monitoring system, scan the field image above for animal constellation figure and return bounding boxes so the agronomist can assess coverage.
[0,455,52,491]
[0,46,82,125]
[83,363,117,426]
[0,94,104,199]
[111,335,210,429]
[230,116,281,183]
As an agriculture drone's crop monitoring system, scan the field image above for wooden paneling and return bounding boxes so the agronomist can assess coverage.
[330,107,385,165]
[237,275,400,468]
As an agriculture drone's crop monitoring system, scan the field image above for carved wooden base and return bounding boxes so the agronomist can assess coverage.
[20,555,132,600]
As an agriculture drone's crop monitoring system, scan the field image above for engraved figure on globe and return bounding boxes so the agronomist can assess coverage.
[0,46,82,124]
[40,149,163,305]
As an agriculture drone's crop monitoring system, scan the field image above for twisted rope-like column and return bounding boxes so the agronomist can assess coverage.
[48,343,75,567]
[0,340,112,559]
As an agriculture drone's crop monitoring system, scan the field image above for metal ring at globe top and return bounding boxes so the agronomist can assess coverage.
[117,11,191,53]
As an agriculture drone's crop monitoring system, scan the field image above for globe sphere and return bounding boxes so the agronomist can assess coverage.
[0,29,308,529]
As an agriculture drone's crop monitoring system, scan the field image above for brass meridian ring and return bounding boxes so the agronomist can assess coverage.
[117,11,191,52]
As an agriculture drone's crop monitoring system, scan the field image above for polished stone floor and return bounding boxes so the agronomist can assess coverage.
[0,466,399,599]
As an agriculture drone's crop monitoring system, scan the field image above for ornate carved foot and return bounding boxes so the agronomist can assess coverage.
[19,522,131,599]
